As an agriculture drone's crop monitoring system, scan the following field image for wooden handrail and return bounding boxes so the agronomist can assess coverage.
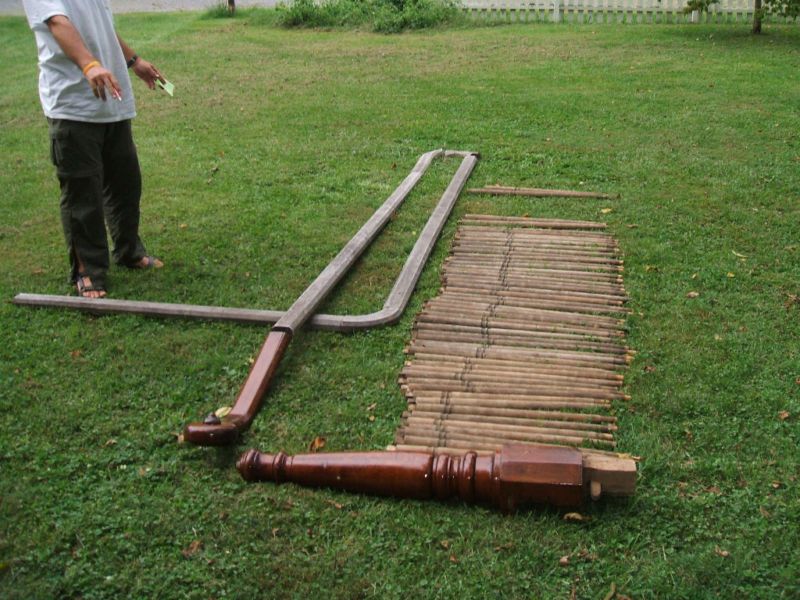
[182,151,479,445]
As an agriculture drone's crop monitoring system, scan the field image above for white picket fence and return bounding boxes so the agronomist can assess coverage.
[461,0,788,24]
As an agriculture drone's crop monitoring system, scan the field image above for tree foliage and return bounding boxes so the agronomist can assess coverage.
[761,0,800,18]
[685,0,798,32]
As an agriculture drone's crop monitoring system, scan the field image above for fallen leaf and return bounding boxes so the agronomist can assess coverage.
[726,272,735,278]
[440,540,450,550]
[771,481,782,489]
[603,582,617,600]
[182,540,203,558]
[559,555,571,567]
[308,436,326,452]
[32,267,45,275]
[179,223,188,229]
[494,542,514,552]
[626,223,638,229]
[577,549,597,561]
[103,438,117,447]
[644,265,659,272]
[759,506,771,518]
[449,554,459,564]
[686,291,700,299]
[600,208,613,214]
[795,377,800,385]
[271,528,280,538]
[214,406,232,418]
[563,512,589,522]
[70,350,82,359]
[705,485,722,495]
[325,499,344,510]
[366,403,377,411]
[714,546,730,558]
[732,250,747,258]
[368,415,376,422]
[691,273,698,279]
[778,411,790,421]
[643,365,656,373]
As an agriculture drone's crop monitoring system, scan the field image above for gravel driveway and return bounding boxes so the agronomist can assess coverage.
[1,0,277,15]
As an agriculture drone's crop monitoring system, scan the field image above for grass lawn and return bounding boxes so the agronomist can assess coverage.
[1,11,799,599]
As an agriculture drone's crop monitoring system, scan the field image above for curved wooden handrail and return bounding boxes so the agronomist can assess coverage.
[181,151,478,445]
[13,152,479,333]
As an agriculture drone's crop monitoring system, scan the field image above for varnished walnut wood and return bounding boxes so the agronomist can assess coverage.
[184,330,292,445]
[236,444,628,510]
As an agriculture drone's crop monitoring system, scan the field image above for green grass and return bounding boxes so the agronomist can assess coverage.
[2,12,799,599]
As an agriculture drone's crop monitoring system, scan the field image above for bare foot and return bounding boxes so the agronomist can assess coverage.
[76,275,107,299]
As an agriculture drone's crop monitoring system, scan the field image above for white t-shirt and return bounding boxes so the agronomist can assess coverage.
[23,0,136,123]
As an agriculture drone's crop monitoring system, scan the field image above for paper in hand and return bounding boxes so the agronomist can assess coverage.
[157,79,175,97]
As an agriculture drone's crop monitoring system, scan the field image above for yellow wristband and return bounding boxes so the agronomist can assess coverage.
[82,60,101,76]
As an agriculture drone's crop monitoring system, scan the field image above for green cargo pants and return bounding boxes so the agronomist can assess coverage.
[48,118,147,289]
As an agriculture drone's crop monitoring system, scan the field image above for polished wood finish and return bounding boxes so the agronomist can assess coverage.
[236,444,621,510]
[184,330,292,445]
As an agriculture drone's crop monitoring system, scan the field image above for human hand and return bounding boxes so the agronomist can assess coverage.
[131,58,165,90]
[84,64,122,101]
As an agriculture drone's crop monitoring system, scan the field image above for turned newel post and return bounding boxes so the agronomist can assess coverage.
[238,444,604,510]
[238,449,290,483]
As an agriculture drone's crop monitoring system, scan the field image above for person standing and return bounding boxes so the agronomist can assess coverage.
[23,0,165,298]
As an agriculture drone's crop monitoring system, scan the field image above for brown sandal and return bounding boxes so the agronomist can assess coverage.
[75,274,106,298]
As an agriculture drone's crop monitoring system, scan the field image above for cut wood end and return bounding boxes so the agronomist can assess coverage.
[582,452,636,497]
[590,480,602,501]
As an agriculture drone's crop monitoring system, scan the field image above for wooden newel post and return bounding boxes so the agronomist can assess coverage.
[237,444,635,510]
